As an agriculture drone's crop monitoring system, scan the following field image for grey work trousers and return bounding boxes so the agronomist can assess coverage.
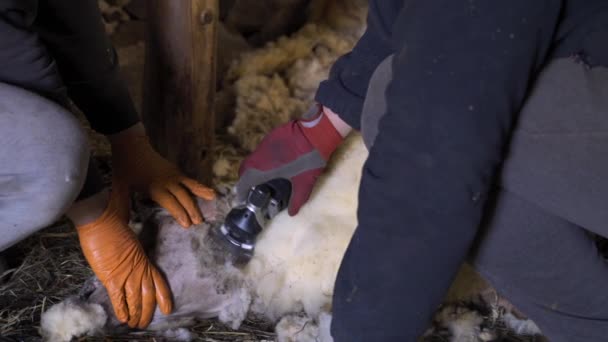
[358,56,608,341]
[0,82,89,252]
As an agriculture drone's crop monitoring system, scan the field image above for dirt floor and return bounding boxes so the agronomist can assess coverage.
[0,1,555,341]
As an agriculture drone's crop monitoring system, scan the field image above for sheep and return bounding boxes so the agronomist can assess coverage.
[41,3,370,340]
[40,133,366,342]
[40,134,543,342]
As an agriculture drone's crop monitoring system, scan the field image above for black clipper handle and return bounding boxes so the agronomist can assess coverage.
[264,178,292,215]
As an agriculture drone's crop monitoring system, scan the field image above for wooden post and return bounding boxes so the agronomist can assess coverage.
[142,0,218,184]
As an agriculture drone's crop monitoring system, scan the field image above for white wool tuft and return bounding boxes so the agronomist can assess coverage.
[478,330,498,341]
[40,299,107,342]
[502,312,542,336]
[275,314,317,342]
[317,312,334,342]
[162,328,194,342]
[275,312,334,342]
[446,310,484,342]
[432,305,485,342]
[128,221,143,235]
[213,158,233,178]
[244,134,367,321]
[217,273,252,330]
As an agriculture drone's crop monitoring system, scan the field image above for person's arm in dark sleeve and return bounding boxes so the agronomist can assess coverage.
[33,0,139,135]
[330,1,562,340]
[0,3,106,201]
[314,0,404,130]
[0,2,65,101]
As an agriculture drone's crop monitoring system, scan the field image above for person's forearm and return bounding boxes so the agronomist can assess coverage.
[107,122,145,145]
[67,123,145,228]
[0,9,65,102]
[323,106,352,138]
[314,0,403,129]
[34,0,140,136]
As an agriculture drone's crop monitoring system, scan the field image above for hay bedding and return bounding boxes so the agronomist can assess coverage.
[0,220,89,340]
[0,0,554,341]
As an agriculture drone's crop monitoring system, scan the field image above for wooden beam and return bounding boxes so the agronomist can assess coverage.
[142,0,218,184]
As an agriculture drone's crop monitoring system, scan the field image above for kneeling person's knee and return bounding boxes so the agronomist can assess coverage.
[0,83,89,243]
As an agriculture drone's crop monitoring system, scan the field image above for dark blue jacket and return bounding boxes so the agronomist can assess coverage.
[315,1,608,340]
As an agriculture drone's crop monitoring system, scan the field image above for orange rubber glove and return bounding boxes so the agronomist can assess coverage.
[110,124,215,228]
[76,180,172,329]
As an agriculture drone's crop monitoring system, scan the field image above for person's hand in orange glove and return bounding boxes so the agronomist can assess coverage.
[74,179,173,329]
[68,121,217,328]
[109,123,215,227]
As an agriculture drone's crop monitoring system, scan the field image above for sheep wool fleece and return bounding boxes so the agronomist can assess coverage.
[317,1,608,341]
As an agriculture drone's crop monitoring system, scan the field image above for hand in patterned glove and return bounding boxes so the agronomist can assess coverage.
[236,104,345,216]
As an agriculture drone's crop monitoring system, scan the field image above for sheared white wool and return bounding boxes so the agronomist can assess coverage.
[40,299,107,342]
[275,311,333,342]
[244,133,367,321]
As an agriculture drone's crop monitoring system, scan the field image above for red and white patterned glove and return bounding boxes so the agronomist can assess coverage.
[236,104,344,216]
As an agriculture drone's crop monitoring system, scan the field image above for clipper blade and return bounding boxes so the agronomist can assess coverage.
[205,222,253,266]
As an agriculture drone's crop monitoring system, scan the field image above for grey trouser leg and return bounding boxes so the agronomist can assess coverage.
[0,82,89,252]
[359,57,608,341]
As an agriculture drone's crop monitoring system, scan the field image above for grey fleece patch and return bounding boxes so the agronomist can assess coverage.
[360,55,394,150]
